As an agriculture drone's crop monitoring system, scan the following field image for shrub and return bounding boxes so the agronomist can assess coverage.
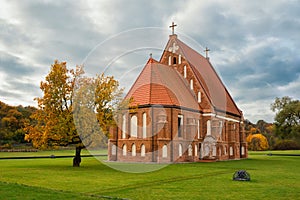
[273,140,300,150]
[247,133,269,151]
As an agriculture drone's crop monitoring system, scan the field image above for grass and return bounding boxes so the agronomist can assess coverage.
[0,150,300,199]
[0,149,107,158]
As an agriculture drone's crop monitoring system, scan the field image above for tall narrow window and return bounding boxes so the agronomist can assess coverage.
[122,114,126,139]
[162,144,167,158]
[168,56,171,65]
[173,57,177,64]
[190,79,193,90]
[122,144,127,156]
[188,145,192,156]
[141,144,146,157]
[207,120,211,135]
[130,115,137,137]
[179,144,183,157]
[179,54,182,64]
[183,65,187,78]
[198,92,201,103]
[111,144,117,156]
[230,146,233,156]
[178,115,183,137]
[142,113,147,138]
[219,121,223,135]
[241,146,245,155]
[197,119,200,139]
[132,143,136,157]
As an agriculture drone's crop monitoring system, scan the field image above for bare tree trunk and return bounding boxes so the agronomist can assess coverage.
[73,146,82,167]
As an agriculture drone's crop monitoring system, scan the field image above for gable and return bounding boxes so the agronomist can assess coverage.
[125,58,199,111]
[160,35,242,117]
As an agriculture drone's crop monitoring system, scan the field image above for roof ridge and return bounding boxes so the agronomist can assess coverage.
[174,37,242,116]
[205,58,242,115]
[124,59,152,101]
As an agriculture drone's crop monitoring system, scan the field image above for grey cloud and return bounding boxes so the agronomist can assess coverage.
[0,51,34,76]
[0,0,299,123]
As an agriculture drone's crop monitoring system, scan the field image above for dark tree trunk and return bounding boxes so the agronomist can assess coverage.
[73,146,82,167]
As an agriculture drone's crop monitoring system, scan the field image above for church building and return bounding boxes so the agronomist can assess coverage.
[108,23,248,163]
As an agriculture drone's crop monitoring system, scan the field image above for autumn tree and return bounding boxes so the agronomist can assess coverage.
[246,133,269,151]
[0,101,36,147]
[73,73,125,160]
[24,60,124,167]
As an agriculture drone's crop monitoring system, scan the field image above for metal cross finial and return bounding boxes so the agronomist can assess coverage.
[169,22,177,35]
[204,47,210,58]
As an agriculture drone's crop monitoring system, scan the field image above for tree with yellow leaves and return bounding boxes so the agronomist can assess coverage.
[246,133,269,151]
[25,60,124,167]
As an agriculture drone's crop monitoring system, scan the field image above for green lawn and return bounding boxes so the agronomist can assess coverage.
[0,151,300,200]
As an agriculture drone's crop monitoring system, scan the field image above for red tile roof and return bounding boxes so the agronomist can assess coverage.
[161,35,242,117]
[125,35,242,117]
[125,58,199,111]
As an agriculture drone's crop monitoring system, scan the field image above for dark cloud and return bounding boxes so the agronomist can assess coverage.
[0,51,33,76]
[0,0,299,122]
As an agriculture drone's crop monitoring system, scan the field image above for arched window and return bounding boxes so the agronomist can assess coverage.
[207,120,211,135]
[194,144,198,156]
[179,144,183,157]
[173,57,177,64]
[224,146,227,155]
[130,115,137,137]
[142,113,147,138]
[179,54,182,64]
[230,146,233,156]
[241,146,245,155]
[168,56,171,65]
[132,143,136,157]
[184,65,187,78]
[122,144,127,156]
[178,115,183,137]
[111,144,117,156]
[219,121,223,135]
[188,144,193,156]
[198,91,201,103]
[162,144,167,158]
[197,119,200,139]
[122,114,126,139]
[141,144,146,157]
[190,79,193,90]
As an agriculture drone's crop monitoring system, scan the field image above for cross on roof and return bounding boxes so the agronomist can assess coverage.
[204,47,210,58]
[169,22,177,35]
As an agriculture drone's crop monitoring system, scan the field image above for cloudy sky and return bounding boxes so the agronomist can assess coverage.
[0,0,299,123]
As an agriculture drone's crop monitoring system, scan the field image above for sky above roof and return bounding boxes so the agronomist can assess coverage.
[0,0,299,123]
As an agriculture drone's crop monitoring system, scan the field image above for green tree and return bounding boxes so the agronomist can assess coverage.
[271,96,300,145]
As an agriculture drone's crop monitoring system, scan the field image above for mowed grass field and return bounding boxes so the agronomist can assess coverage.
[0,150,300,200]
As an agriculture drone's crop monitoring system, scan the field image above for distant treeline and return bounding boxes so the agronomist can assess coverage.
[0,101,37,148]
[1,97,300,150]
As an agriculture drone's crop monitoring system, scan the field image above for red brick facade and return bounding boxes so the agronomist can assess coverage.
[108,34,248,163]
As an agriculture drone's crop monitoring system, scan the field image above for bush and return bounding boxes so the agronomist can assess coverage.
[273,140,300,150]
[247,133,269,151]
